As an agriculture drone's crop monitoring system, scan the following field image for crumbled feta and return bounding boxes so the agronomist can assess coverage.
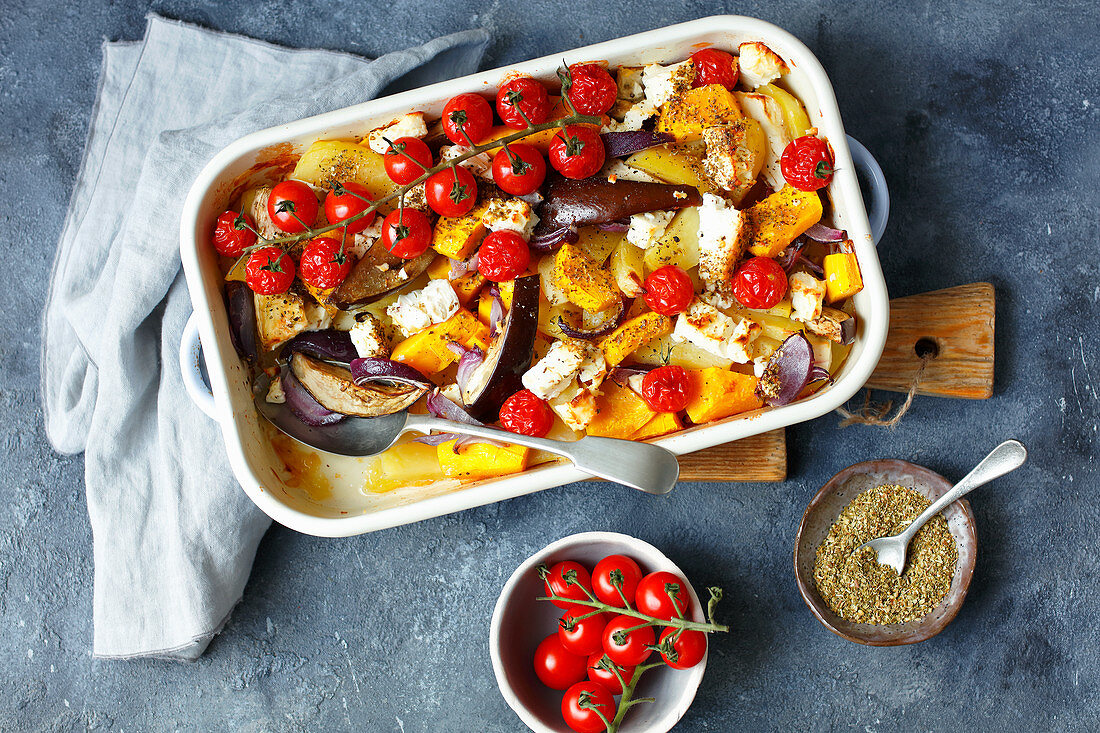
[440,145,495,180]
[700,284,737,311]
[641,60,695,110]
[386,280,460,337]
[600,159,661,184]
[626,210,674,250]
[482,198,538,238]
[549,384,599,431]
[752,355,770,378]
[349,219,384,258]
[366,112,428,154]
[266,376,286,404]
[703,124,757,191]
[737,42,789,89]
[576,343,608,392]
[349,313,389,358]
[522,340,588,400]
[696,193,747,286]
[603,101,656,132]
[403,182,430,212]
[616,66,645,102]
[671,299,761,364]
[790,272,827,323]
[737,93,791,191]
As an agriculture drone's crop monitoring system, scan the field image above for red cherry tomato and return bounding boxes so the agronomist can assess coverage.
[658,628,707,669]
[383,136,433,185]
[496,76,552,129]
[499,389,553,438]
[544,560,593,610]
[640,366,691,413]
[601,614,655,667]
[491,143,547,196]
[567,63,617,115]
[267,180,318,233]
[299,236,352,289]
[425,166,477,217]
[477,230,531,282]
[379,208,432,259]
[549,125,606,180]
[561,682,616,733]
[635,571,692,621]
[690,48,739,89]
[212,211,257,257]
[558,608,608,656]
[586,653,636,695]
[732,256,788,310]
[591,554,644,608]
[781,135,834,191]
[533,634,588,691]
[244,247,295,295]
[642,265,694,316]
[324,181,376,236]
[442,93,494,145]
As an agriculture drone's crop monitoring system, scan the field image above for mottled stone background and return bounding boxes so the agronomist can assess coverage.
[2,1,1097,730]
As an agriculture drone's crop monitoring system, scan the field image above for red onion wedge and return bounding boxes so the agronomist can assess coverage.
[804,223,847,242]
[285,329,359,364]
[755,333,830,406]
[415,390,505,452]
[226,281,258,363]
[280,367,345,427]
[487,285,505,338]
[595,219,630,233]
[448,253,479,281]
[601,131,675,158]
[528,225,580,254]
[608,364,656,387]
[556,297,627,340]
[349,357,433,390]
[455,347,485,391]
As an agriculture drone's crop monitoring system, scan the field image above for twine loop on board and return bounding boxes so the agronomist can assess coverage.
[834,352,934,428]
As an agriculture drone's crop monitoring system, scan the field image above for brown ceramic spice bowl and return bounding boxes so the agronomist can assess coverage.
[794,460,978,646]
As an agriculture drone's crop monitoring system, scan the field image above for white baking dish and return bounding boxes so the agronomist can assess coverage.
[179,15,890,537]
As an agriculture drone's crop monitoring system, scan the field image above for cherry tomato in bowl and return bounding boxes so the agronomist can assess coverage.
[635,570,692,621]
[591,554,643,608]
[561,681,616,733]
[383,136,433,185]
[732,256,788,310]
[533,634,588,690]
[543,560,593,610]
[586,653,636,695]
[658,628,707,670]
[558,608,608,656]
[602,614,656,667]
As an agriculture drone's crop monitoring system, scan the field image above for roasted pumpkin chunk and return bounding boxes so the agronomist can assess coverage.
[683,368,763,424]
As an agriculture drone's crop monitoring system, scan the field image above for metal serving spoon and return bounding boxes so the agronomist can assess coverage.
[255,397,681,495]
[858,439,1028,574]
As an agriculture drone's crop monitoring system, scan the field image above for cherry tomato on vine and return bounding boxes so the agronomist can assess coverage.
[212,211,256,257]
[561,682,616,733]
[425,166,477,217]
[324,181,376,236]
[496,76,552,129]
[383,136,433,185]
[244,247,295,295]
[544,560,593,610]
[442,93,494,145]
[549,125,605,180]
[635,571,691,621]
[267,180,318,233]
[591,554,644,608]
[491,143,546,196]
[658,627,707,669]
[642,265,694,316]
[299,236,352,289]
[477,230,530,282]
[379,208,432,259]
[690,48,739,89]
[499,389,553,438]
[586,653,636,695]
[558,608,608,656]
[640,366,691,414]
[601,614,655,667]
[533,634,588,690]
[781,135,834,191]
[566,63,617,115]
[732,256,788,310]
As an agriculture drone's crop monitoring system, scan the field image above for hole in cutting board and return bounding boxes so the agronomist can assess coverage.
[914,337,940,359]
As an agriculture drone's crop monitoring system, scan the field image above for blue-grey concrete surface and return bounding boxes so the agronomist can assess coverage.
[2,1,1098,730]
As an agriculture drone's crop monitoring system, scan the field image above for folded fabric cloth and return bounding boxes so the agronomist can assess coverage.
[41,14,489,661]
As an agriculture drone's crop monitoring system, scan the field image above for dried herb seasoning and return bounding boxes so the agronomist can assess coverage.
[813,484,958,625]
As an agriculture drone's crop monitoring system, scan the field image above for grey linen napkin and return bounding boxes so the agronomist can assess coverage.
[41,14,489,660]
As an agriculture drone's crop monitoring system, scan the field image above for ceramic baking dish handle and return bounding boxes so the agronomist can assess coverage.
[846,135,889,245]
[180,312,219,420]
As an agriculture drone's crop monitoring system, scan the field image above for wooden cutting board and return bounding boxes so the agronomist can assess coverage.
[676,283,995,482]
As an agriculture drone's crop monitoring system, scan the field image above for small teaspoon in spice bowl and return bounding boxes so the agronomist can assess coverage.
[858,440,1027,575]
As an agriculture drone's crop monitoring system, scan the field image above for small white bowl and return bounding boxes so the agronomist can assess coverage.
[490,532,707,733]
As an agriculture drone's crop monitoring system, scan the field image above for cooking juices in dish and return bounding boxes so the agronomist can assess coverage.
[210,42,866,494]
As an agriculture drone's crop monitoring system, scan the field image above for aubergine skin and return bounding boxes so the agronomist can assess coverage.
[537,178,702,232]
[462,275,540,421]
[331,239,435,309]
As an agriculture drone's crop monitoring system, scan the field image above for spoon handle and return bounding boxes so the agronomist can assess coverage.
[900,439,1028,543]
[404,414,680,495]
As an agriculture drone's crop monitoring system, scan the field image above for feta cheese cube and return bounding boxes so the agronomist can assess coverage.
[440,145,495,180]
[671,298,761,364]
[576,343,608,392]
[548,383,599,431]
[603,101,657,132]
[789,272,827,323]
[349,314,389,359]
[522,339,588,400]
[366,112,428,154]
[696,193,748,286]
[386,279,460,337]
[702,124,756,191]
[641,60,695,110]
[737,42,789,89]
[349,219,384,258]
[482,198,538,238]
[626,210,674,250]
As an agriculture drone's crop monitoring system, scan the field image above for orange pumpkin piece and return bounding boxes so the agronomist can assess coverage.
[683,368,764,424]
[436,439,529,481]
[631,411,682,440]
[390,310,489,375]
[586,380,658,439]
